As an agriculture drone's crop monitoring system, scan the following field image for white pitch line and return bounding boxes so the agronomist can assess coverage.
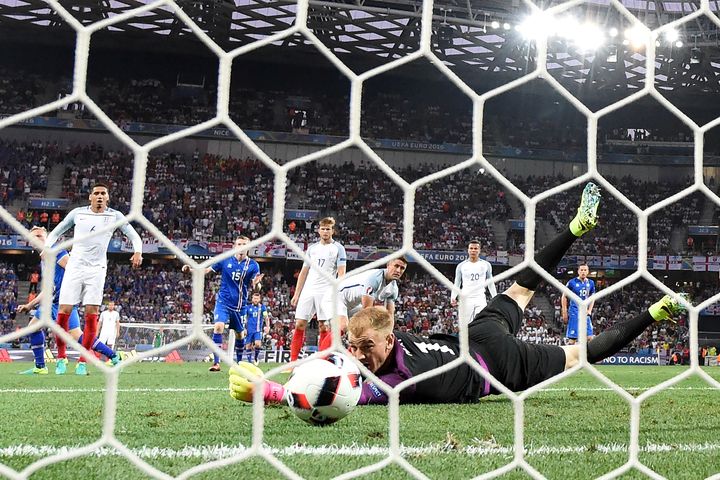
[1,386,718,395]
[2,442,720,460]
[0,387,227,394]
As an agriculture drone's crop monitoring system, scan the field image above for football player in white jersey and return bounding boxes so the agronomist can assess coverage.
[46,184,142,375]
[450,239,497,326]
[290,217,346,361]
[318,256,407,351]
[98,301,121,360]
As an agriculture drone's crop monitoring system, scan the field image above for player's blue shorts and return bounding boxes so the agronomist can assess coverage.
[213,301,244,333]
[35,304,80,330]
[566,313,593,340]
[244,331,263,344]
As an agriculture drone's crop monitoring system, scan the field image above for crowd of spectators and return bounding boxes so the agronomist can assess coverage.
[3,63,716,154]
[0,140,54,207]
[57,147,273,242]
[96,77,214,126]
[513,174,702,256]
[0,67,44,116]
[0,263,18,337]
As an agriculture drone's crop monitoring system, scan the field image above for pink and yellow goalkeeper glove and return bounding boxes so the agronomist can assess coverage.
[229,362,287,405]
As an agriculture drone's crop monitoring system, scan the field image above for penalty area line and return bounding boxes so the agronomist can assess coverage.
[2,442,720,459]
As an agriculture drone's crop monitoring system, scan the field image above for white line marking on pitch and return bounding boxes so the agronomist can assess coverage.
[2,442,720,459]
[1,386,718,394]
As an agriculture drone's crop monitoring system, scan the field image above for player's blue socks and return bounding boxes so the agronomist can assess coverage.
[254,347,261,363]
[77,334,116,359]
[30,330,46,369]
[235,342,244,363]
[92,338,115,359]
[212,333,223,364]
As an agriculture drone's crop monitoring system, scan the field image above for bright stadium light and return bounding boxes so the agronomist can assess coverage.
[517,12,552,40]
[503,22,511,30]
[575,23,605,52]
[491,20,500,29]
[609,27,618,38]
[625,25,646,49]
[675,40,683,48]
[665,28,679,43]
[554,16,579,39]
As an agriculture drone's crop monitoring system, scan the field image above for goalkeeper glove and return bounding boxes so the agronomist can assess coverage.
[229,362,287,405]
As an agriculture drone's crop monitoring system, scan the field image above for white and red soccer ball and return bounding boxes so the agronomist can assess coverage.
[285,352,362,426]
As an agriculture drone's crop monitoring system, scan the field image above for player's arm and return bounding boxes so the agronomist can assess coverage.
[97,312,105,333]
[45,209,77,248]
[251,267,264,289]
[450,264,462,306]
[182,264,216,275]
[18,252,70,313]
[361,294,375,309]
[291,264,310,307]
[262,309,270,332]
[336,244,347,278]
[485,262,497,298]
[116,313,121,339]
[587,281,596,316]
[561,288,569,322]
[17,290,44,313]
[118,215,143,267]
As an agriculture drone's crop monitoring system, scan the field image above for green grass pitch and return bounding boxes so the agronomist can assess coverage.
[1,362,719,479]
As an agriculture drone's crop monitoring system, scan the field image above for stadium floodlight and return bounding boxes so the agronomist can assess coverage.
[609,27,619,38]
[625,26,646,49]
[503,22,511,30]
[575,23,605,52]
[665,28,680,43]
[675,40,683,48]
[517,12,553,41]
[491,20,500,29]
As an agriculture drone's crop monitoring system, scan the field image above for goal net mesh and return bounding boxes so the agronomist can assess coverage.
[1,0,718,478]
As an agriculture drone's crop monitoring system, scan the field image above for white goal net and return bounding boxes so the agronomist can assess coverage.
[1,0,719,479]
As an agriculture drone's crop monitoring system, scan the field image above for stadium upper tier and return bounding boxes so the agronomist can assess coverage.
[0,65,714,153]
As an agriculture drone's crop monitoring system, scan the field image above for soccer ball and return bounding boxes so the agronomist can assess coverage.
[285,352,362,426]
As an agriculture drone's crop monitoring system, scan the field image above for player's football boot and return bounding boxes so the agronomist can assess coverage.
[75,362,88,376]
[570,182,601,236]
[110,354,121,366]
[19,366,49,375]
[650,294,689,322]
[55,358,67,375]
[209,363,221,372]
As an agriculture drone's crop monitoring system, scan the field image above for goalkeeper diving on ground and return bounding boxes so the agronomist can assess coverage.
[229,183,687,405]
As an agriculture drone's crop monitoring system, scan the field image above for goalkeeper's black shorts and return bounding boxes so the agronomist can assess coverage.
[467,294,566,393]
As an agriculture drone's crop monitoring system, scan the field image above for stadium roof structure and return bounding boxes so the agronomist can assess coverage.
[2,0,720,95]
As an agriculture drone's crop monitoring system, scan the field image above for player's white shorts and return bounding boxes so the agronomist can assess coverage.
[459,297,487,326]
[59,263,107,306]
[295,291,329,321]
[98,331,116,347]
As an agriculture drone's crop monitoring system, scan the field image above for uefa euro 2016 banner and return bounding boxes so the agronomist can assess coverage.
[599,353,659,365]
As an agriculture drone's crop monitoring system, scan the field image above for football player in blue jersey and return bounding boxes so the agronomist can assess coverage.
[183,235,263,372]
[561,264,596,344]
[241,291,270,365]
[17,226,118,375]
